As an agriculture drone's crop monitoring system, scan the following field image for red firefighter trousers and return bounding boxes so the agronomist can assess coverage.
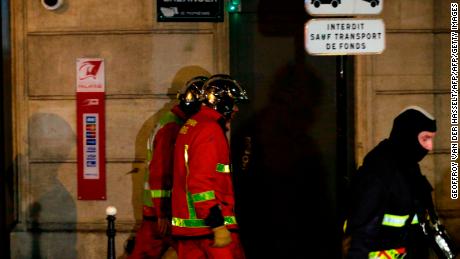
[177,232,245,259]
[128,220,174,259]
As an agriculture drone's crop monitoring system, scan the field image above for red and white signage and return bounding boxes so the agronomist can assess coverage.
[76,58,106,200]
[77,59,105,92]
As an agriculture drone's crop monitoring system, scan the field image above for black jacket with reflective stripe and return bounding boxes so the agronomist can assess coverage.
[346,139,431,258]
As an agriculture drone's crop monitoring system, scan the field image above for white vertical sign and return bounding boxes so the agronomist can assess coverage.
[305,19,385,55]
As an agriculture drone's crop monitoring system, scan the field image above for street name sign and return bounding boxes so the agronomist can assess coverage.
[157,0,223,22]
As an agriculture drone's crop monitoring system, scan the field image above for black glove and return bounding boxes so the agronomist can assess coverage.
[204,204,225,228]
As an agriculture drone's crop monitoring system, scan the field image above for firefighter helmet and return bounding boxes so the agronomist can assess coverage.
[178,76,208,116]
[203,74,248,119]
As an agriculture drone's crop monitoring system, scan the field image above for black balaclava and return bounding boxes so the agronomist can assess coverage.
[389,106,437,162]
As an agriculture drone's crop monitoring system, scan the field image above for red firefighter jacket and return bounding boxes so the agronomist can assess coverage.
[172,106,238,237]
[143,105,186,218]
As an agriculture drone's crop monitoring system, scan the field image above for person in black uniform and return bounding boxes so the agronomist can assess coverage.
[346,106,437,259]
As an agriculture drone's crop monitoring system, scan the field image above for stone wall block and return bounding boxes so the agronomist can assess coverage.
[372,75,433,91]
[434,34,451,91]
[434,0,455,30]
[11,231,133,259]
[105,98,173,161]
[382,0,433,30]
[29,163,77,224]
[27,162,144,224]
[434,94,452,151]
[74,162,144,222]
[28,34,214,96]
[434,154,460,210]
[373,33,433,76]
[29,100,77,161]
[27,0,153,31]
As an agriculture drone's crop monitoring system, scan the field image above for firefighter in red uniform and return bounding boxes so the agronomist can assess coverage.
[171,75,248,259]
[129,76,208,259]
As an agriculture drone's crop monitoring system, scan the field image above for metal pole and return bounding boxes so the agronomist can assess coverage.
[336,55,347,178]
[106,206,117,259]
[336,55,347,258]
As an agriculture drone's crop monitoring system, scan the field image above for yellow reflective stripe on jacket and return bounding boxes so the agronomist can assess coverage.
[179,146,236,228]
[185,119,198,126]
[143,189,153,207]
[151,189,171,198]
[159,111,183,126]
[143,111,183,207]
[143,189,171,207]
[216,163,230,173]
[381,214,409,227]
[369,248,407,259]
[191,190,215,203]
[186,192,197,219]
[172,216,237,228]
[411,214,419,224]
[142,171,153,207]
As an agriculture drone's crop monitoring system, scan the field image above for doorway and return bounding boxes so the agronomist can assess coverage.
[1,0,13,258]
[229,1,354,258]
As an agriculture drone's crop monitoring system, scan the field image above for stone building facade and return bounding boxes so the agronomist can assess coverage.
[5,0,458,258]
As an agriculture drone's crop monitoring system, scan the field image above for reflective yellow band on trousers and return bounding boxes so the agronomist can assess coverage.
[191,191,215,203]
[172,216,237,228]
[381,214,409,227]
[216,163,230,173]
[151,189,171,198]
[369,247,407,259]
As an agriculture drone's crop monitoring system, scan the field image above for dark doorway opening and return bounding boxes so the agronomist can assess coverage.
[1,0,14,258]
[229,1,355,258]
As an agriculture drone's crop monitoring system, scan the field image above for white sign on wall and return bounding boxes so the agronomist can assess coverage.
[305,19,385,55]
[305,0,383,16]
[76,58,105,92]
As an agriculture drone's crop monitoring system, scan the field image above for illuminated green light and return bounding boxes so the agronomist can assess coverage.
[227,0,241,13]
